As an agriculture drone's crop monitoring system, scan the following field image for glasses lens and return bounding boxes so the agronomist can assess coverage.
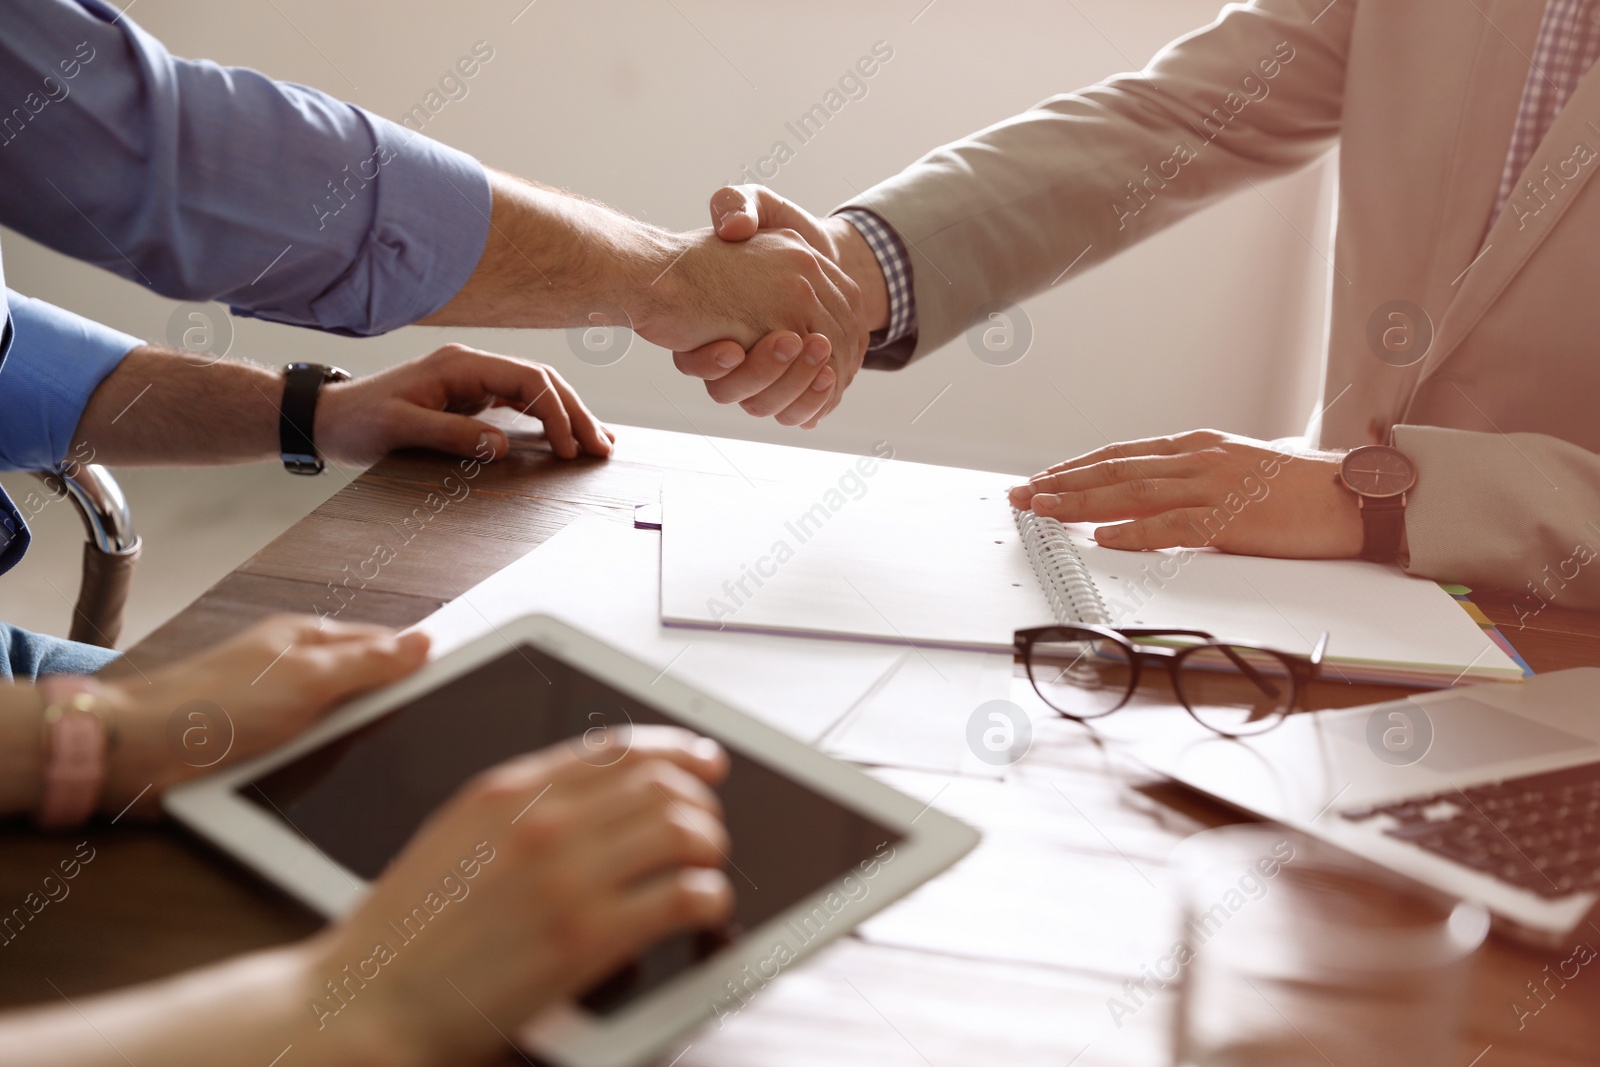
[1176,644,1295,736]
[1027,632,1134,720]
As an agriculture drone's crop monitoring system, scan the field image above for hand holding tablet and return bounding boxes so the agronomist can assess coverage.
[168,614,979,1067]
[302,725,735,1064]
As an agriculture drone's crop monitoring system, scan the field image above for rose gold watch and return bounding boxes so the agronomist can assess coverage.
[1337,445,1417,564]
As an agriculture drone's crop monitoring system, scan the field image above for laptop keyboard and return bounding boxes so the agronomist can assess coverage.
[1341,762,1600,899]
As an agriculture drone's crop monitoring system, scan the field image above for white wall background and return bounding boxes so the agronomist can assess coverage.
[0,0,1335,645]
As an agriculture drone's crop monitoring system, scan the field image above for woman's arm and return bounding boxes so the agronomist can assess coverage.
[0,944,394,1067]
[0,728,733,1067]
[0,616,428,821]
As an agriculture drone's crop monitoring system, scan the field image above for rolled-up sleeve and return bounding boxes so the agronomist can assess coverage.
[0,291,137,471]
[0,0,491,336]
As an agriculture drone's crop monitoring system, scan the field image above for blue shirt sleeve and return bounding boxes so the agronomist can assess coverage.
[0,290,137,471]
[0,0,491,337]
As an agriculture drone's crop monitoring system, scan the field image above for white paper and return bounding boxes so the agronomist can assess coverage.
[824,648,1019,778]
[660,463,1054,650]
[416,515,903,743]
[855,770,1175,973]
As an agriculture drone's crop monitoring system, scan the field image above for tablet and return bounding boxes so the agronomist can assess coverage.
[165,614,979,1067]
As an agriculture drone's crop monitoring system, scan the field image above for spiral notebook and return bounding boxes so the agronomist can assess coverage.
[658,469,1527,687]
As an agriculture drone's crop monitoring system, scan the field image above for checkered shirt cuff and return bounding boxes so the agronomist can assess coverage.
[834,208,916,349]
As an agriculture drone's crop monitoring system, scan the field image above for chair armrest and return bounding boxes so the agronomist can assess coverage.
[31,463,142,649]
[34,462,139,555]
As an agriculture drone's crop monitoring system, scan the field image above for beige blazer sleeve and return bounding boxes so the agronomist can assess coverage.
[840,0,1353,365]
[1395,425,1600,614]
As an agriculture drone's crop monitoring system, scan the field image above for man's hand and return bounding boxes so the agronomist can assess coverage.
[72,342,613,467]
[672,186,890,428]
[98,615,430,817]
[1008,430,1365,559]
[317,344,614,464]
[635,224,866,378]
[419,171,867,427]
[310,726,732,1063]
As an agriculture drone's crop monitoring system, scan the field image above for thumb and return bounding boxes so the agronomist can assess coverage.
[709,184,760,241]
[397,407,509,461]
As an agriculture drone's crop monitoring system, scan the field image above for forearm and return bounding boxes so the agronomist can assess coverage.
[839,0,1350,358]
[70,347,280,466]
[1398,425,1600,613]
[420,169,675,330]
[0,942,409,1067]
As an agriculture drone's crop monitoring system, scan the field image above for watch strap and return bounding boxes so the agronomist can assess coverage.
[280,363,349,475]
[1358,495,1407,564]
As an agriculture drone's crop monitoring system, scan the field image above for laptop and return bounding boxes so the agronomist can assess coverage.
[1105,667,1600,947]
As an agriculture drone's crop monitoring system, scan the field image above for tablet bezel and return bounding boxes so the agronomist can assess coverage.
[165,613,979,1067]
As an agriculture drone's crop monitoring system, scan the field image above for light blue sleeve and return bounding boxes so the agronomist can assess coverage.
[0,0,491,337]
[0,290,138,471]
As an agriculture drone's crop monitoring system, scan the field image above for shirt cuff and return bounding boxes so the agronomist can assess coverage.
[232,110,493,337]
[834,208,917,352]
[0,291,138,471]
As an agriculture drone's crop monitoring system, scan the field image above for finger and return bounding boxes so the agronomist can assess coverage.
[583,759,725,835]
[250,614,391,648]
[1027,439,1194,481]
[1010,454,1200,507]
[532,365,613,458]
[491,727,727,807]
[704,331,811,405]
[739,336,834,419]
[801,329,865,429]
[423,347,609,460]
[1028,478,1211,524]
[617,726,729,785]
[800,251,864,375]
[300,631,431,702]
[673,340,751,381]
[1031,430,1227,481]
[710,185,760,241]
[604,868,735,960]
[775,363,836,427]
[1094,508,1222,551]
[588,791,730,888]
[565,867,735,997]
[710,185,832,249]
[393,407,510,463]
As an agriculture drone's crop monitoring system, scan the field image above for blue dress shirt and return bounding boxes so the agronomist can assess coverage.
[0,0,492,572]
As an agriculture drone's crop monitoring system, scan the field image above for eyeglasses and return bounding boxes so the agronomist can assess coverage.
[1014,624,1329,737]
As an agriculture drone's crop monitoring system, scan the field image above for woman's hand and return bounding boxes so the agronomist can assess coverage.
[304,725,734,1065]
[99,615,430,817]
[1009,429,1365,558]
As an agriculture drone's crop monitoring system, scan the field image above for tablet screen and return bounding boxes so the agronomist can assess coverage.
[241,641,902,1015]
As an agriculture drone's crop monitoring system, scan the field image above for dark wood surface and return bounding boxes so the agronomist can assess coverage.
[3,422,1596,1065]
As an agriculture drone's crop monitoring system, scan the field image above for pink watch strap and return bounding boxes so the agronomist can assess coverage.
[37,677,111,830]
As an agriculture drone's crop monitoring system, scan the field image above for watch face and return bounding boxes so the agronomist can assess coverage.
[1340,445,1416,498]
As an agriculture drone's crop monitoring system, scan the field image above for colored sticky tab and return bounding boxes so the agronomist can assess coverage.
[1438,583,1472,596]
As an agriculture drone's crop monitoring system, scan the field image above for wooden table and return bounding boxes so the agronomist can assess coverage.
[4,423,1597,1066]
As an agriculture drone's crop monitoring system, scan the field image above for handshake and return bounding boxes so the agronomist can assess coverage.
[437,176,891,431]
[656,186,890,430]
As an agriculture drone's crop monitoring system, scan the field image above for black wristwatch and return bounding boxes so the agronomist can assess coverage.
[279,362,351,475]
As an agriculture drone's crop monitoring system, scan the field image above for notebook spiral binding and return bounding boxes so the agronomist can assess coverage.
[1014,509,1112,627]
